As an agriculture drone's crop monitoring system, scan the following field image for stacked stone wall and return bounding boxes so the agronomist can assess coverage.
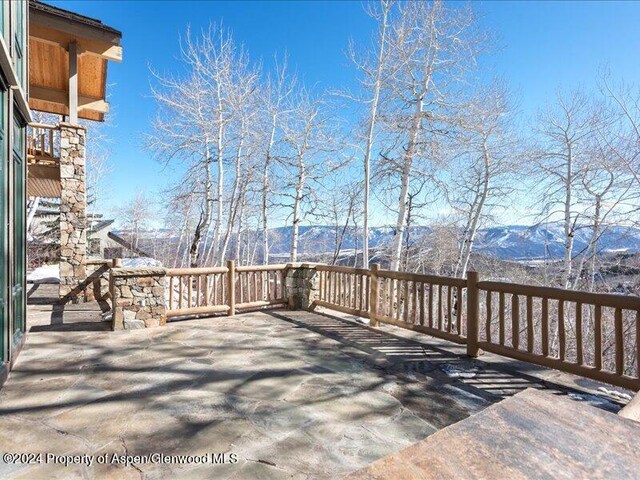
[111,267,166,330]
[59,123,87,302]
[284,264,320,310]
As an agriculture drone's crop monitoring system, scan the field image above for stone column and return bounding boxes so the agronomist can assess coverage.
[110,267,167,330]
[285,264,320,310]
[59,123,87,303]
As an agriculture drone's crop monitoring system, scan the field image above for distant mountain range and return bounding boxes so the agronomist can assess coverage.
[264,224,640,261]
[114,223,640,262]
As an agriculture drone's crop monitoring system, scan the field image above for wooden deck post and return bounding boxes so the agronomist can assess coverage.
[227,260,236,317]
[68,41,79,124]
[370,264,380,327]
[466,271,480,357]
[112,258,122,268]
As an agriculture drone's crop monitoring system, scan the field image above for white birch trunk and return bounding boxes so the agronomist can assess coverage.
[290,158,306,262]
[262,113,277,265]
[362,2,391,268]
[390,97,423,270]
[562,142,574,288]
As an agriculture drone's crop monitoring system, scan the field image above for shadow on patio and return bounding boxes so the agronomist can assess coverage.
[0,297,627,479]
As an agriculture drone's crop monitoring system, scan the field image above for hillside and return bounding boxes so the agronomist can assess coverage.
[115,223,640,263]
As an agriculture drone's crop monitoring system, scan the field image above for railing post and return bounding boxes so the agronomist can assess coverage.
[113,257,122,268]
[227,260,236,316]
[466,271,480,357]
[370,263,380,327]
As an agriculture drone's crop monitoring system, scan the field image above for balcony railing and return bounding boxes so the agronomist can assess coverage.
[165,262,287,319]
[27,122,60,164]
[110,260,640,391]
[315,264,640,391]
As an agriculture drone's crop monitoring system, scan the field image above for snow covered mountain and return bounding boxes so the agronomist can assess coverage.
[473,224,640,261]
[265,224,640,261]
[115,223,640,263]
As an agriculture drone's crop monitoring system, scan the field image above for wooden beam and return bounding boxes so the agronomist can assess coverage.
[29,86,109,114]
[29,24,122,62]
[68,41,78,124]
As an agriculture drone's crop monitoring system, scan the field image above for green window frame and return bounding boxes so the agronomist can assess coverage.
[11,109,25,340]
[0,83,6,362]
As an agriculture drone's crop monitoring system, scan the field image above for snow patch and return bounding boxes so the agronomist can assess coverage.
[568,392,619,412]
[597,387,632,401]
[27,264,60,283]
[27,257,162,284]
[122,257,162,268]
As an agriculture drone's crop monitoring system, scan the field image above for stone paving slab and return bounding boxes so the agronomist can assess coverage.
[1,308,491,479]
[1,301,631,479]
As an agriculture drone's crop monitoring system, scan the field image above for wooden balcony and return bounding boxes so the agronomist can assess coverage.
[27,122,61,198]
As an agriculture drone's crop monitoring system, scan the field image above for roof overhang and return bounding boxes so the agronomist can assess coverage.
[28,0,122,122]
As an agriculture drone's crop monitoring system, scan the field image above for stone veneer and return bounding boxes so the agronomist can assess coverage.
[285,264,320,310]
[59,123,88,302]
[110,267,167,330]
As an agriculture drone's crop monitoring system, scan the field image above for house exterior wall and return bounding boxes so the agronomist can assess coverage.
[0,0,30,387]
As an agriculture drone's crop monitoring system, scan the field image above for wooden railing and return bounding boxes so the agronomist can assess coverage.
[165,261,287,319]
[316,265,371,318]
[374,268,468,345]
[157,260,640,390]
[27,123,60,163]
[475,280,640,391]
[315,265,640,391]
[235,264,287,310]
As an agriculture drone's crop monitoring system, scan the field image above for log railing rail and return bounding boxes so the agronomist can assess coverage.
[27,122,60,163]
[165,261,287,319]
[158,260,640,390]
[315,264,640,391]
[474,279,640,391]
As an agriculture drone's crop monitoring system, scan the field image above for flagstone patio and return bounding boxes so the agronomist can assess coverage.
[0,284,627,479]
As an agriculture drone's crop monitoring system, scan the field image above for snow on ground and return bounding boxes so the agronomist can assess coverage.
[122,257,162,268]
[27,257,162,284]
[27,264,60,283]
[597,387,633,401]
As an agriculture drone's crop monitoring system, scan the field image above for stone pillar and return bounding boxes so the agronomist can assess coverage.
[285,264,320,310]
[59,123,87,302]
[110,267,167,330]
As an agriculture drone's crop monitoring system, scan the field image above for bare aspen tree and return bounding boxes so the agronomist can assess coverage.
[148,25,254,267]
[380,1,488,270]
[349,0,396,267]
[260,58,296,264]
[450,84,514,278]
[530,91,599,287]
[281,88,333,262]
[118,192,155,254]
[575,112,634,291]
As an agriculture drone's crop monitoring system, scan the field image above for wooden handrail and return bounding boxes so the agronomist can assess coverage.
[377,269,466,287]
[167,267,228,275]
[157,261,640,390]
[478,280,640,310]
[235,264,287,272]
[28,122,60,130]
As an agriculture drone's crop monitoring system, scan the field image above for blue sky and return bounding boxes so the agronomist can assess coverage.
[49,0,640,225]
